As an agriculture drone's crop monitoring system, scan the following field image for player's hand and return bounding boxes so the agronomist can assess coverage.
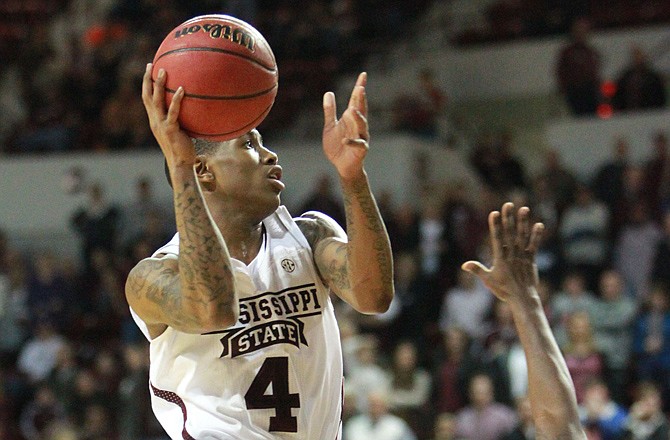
[322,72,370,181]
[461,203,544,305]
[142,63,196,168]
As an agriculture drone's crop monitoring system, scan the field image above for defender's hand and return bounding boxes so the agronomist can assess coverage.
[141,63,196,168]
[461,203,544,305]
[322,72,370,181]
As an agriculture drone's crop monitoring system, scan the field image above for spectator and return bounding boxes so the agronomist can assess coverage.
[613,200,662,299]
[120,176,173,251]
[651,211,670,287]
[592,136,630,222]
[386,340,432,437]
[590,269,637,403]
[551,271,598,347]
[19,383,68,440]
[344,388,418,440]
[455,373,518,440]
[433,326,480,414]
[70,182,121,272]
[632,283,670,403]
[562,311,606,404]
[345,335,390,413]
[535,149,578,215]
[26,252,77,331]
[0,251,29,368]
[429,412,458,440]
[439,270,494,341]
[622,381,670,440]
[579,378,628,440]
[613,45,667,112]
[555,16,602,115]
[642,132,670,220]
[559,182,610,293]
[16,320,66,384]
[391,68,446,139]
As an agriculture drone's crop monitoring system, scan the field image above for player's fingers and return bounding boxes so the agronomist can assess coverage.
[461,261,490,281]
[323,92,337,127]
[152,68,167,117]
[359,82,368,116]
[166,87,184,125]
[516,206,531,252]
[489,210,503,260]
[343,109,369,141]
[347,73,366,110]
[341,138,369,151]
[501,202,515,256]
[526,222,545,255]
[141,63,153,108]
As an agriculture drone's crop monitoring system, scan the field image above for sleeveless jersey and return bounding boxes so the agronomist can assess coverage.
[130,206,343,440]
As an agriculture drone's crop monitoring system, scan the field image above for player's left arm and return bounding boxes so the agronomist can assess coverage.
[306,72,394,314]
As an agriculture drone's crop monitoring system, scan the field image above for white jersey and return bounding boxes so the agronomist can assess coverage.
[131,206,343,440]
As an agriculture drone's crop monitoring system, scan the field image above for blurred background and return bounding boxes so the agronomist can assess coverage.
[0,0,670,439]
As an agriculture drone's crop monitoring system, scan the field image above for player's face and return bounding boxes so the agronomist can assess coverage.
[208,129,284,212]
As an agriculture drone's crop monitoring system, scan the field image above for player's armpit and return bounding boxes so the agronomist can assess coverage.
[125,255,235,336]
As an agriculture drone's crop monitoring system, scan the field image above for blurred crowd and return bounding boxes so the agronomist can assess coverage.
[1,0,670,440]
[0,0,430,154]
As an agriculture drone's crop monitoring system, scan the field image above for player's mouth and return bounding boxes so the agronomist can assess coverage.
[267,166,284,191]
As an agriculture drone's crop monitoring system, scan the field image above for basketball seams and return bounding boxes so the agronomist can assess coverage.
[155,47,277,72]
[163,84,277,101]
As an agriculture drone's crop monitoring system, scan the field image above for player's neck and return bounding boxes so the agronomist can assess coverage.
[215,214,265,264]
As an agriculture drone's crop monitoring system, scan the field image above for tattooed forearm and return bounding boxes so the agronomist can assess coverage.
[340,174,393,311]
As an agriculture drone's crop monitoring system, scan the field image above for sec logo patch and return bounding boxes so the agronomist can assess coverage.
[281,259,296,273]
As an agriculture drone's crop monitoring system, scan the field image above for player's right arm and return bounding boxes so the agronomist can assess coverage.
[462,203,586,440]
[126,64,238,336]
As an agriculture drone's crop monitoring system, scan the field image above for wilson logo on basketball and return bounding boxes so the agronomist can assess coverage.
[173,23,255,52]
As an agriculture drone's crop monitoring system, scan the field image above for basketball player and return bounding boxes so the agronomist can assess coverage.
[126,62,394,439]
[462,202,586,439]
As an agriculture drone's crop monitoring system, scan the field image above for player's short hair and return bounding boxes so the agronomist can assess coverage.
[164,138,223,188]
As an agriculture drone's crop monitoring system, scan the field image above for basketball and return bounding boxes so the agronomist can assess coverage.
[151,15,278,141]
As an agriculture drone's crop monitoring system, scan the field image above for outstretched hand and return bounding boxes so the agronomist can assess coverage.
[461,203,544,304]
[322,72,370,181]
[141,63,195,168]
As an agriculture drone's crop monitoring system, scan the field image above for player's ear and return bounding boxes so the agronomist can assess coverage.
[194,155,216,191]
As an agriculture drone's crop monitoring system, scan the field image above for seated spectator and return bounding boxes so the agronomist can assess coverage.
[433,326,480,414]
[559,183,610,292]
[622,381,670,440]
[579,379,628,440]
[344,388,418,440]
[429,412,458,440]
[590,269,637,403]
[651,211,670,287]
[551,271,597,347]
[345,335,390,413]
[632,283,670,403]
[613,200,662,299]
[439,270,494,342]
[455,373,518,440]
[19,383,68,440]
[613,45,667,112]
[387,340,432,438]
[562,311,606,404]
[16,320,66,384]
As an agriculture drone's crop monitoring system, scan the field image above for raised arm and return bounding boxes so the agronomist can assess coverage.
[311,73,394,314]
[462,203,586,440]
[125,64,238,336]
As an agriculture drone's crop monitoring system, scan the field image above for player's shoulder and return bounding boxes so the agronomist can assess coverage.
[294,211,346,249]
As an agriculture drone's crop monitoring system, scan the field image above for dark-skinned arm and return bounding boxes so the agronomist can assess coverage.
[125,64,238,336]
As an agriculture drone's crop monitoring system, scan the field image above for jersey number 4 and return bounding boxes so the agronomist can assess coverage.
[245,356,300,432]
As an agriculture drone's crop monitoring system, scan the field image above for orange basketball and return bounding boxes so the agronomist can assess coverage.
[152,15,278,141]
